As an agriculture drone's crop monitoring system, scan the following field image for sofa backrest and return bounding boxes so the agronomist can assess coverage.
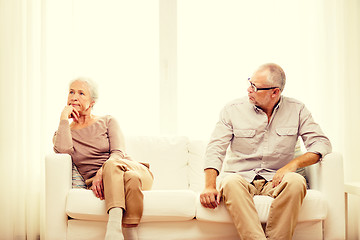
[126,136,194,190]
[188,140,207,192]
[119,136,304,192]
[71,135,305,191]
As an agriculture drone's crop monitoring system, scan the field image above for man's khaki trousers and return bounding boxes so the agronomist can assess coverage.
[220,172,307,240]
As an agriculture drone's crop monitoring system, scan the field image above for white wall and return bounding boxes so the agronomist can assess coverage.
[342,0,360,238]
[44,0,160,152]
[177,0,344,144]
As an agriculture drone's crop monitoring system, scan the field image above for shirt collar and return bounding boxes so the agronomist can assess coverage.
[274,96,283,110]
[253,105,261,113]
[252,96,283,113]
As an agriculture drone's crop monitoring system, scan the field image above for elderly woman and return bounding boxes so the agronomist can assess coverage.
[53,78,153,240]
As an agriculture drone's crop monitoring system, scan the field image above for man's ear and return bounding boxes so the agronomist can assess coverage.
[272,88,281,97]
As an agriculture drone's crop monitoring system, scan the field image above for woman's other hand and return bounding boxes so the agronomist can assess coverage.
[60,104,80,122]
[91,168,104,200]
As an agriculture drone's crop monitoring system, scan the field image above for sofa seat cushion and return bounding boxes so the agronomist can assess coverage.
[66,189,196,222]
[195,189,327,223]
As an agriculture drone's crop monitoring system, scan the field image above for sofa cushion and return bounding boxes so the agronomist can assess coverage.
[66,189,196,222]
[126,136,190,190]
[195,189,327,223]
[188,140,207,192]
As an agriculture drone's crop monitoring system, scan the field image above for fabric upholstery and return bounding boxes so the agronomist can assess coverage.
[66,189,196,222]
[72,164,86,189]
[195,190,326,223]
[45,136,345,240]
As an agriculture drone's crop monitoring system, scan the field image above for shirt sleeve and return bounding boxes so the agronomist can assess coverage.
[299,104,332,159]
[203,106,234,174]
[107,116,127,160]
[53,120,74,154]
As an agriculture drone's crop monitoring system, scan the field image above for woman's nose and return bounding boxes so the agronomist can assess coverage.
[71,94,78,100]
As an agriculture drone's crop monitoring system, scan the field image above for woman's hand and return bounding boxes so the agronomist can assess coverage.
[60,104,80,122]
[91,168,104,200]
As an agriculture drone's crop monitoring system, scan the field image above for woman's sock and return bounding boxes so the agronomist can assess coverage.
[105,208,124,240]
[122,226,139,240]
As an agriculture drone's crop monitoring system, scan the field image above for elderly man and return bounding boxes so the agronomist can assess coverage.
[200,63,331,240]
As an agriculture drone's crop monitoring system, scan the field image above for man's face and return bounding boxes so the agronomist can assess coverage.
[247,70,275,109]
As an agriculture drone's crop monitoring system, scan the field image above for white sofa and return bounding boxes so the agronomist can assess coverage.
[45,136,345,240]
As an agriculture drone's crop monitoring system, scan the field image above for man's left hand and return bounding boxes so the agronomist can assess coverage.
[272,161,298,188]
[272,152,321,187]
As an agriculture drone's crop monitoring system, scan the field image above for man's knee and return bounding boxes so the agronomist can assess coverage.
[282,172,307,193]
[221,174,248,194]
[283,172,306,185]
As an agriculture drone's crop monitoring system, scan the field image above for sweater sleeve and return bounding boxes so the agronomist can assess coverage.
[107,116,127,160]
[53,120,74,154]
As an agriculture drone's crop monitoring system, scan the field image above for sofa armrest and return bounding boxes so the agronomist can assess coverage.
[45,153,72,240]
[305,152,345,240]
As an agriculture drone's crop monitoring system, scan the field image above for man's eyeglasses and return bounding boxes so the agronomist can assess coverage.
[248,78,278,92]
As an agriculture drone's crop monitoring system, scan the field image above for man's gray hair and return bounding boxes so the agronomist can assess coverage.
[258,63,286,91]
[69,77,99,106]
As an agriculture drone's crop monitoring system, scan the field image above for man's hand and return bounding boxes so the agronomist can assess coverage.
[272,152,321,187]
[200,168,220,209]
[200,187,220,209]
[272,161,297,187]
[91,168,104,200]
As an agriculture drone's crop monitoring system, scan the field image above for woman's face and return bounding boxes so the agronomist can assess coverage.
[67,80,94,115]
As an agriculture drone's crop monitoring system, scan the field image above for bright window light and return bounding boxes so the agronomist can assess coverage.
[71,0,159,136]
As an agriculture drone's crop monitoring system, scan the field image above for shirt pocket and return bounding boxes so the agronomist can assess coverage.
[232,129,257,155]
[274,127,298,155]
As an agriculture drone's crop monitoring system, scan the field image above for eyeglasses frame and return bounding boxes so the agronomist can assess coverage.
[248,78,279,93]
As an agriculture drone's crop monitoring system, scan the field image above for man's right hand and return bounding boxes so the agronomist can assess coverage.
[200,168,220,209]
[200,187,220,209]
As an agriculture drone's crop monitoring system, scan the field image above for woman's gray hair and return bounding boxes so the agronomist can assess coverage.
[258,63,286,91]
[69,77,99,106]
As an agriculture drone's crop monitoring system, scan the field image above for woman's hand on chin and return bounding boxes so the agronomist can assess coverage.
[60,104,80,122]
